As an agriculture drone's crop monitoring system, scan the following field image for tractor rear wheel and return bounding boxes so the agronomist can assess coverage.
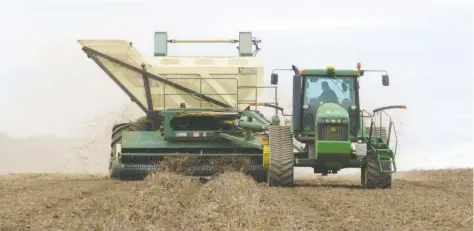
[267,125,294,187]
[109,120,150,180]
[361,154,392,189]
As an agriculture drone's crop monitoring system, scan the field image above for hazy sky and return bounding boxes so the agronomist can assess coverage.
[0,0,472,170]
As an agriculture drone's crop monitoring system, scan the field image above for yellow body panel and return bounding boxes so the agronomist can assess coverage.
[78,40,264,110]
[262,138,269,168]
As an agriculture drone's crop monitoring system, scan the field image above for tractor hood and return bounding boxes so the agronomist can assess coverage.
[316,103,349,120]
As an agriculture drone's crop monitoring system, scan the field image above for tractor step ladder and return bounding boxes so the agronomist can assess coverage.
[377,154,397,173]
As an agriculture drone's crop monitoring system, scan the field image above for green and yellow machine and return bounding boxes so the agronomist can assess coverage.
[79,32,295,186]
[270,64,406,188]
[79,31,405,188]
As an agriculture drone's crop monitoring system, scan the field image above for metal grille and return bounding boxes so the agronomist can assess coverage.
[318,124,349,141]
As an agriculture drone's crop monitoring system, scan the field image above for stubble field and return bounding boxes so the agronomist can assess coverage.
[1,168,472,231]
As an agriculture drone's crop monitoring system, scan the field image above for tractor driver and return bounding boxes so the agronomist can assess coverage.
[308,81,339,107]
[318,81,339,104]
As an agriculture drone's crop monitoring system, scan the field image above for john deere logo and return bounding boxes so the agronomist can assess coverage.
[330,127,337,133]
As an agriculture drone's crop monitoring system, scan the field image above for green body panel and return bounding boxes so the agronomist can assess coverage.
[316,141,351,154]
[160,108,271,141]
[311,103,351,158]
[301,69,358,76]
[122,131,164,148]
[122,131,263,150]
[217,133,263,149]
[315,103,349,119]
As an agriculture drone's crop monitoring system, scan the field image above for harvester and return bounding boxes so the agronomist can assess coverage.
[79,31,405,188]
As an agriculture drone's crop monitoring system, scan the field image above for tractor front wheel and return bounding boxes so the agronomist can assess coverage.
[267,125,294,187]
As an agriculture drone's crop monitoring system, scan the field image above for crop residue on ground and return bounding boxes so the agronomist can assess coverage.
[0,168,472,231]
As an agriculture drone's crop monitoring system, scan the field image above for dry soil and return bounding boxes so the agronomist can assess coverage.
[0,168,472,231]
[0,104,472,231]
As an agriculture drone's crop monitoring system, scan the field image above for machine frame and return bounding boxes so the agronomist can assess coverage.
[79,32,405,189]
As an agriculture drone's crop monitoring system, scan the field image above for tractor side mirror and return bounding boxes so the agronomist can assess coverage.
[382,74,390,86]
[271,73,279,85]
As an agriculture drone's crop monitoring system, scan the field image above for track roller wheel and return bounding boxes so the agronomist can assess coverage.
[267,125,294,187]
[361,154,392,189]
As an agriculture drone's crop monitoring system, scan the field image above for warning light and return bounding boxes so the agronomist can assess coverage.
[326,65,335,72]
[400,105,407,109]
[357,62,361,70]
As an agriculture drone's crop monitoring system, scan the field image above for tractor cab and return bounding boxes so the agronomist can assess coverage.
[299,66,360,140]
[296,66,360,163]
[270,63,390,144]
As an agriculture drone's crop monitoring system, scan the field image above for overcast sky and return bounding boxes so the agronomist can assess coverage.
[0,0,472,170]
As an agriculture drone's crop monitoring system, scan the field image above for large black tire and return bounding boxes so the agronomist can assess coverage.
[361,154,392,189]
[267,125,294,187]
[109,120,150,179]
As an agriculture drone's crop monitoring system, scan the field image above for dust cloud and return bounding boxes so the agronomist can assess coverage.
[0,102,143,175]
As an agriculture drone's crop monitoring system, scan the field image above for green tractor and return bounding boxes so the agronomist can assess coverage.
[270,63,406,189]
